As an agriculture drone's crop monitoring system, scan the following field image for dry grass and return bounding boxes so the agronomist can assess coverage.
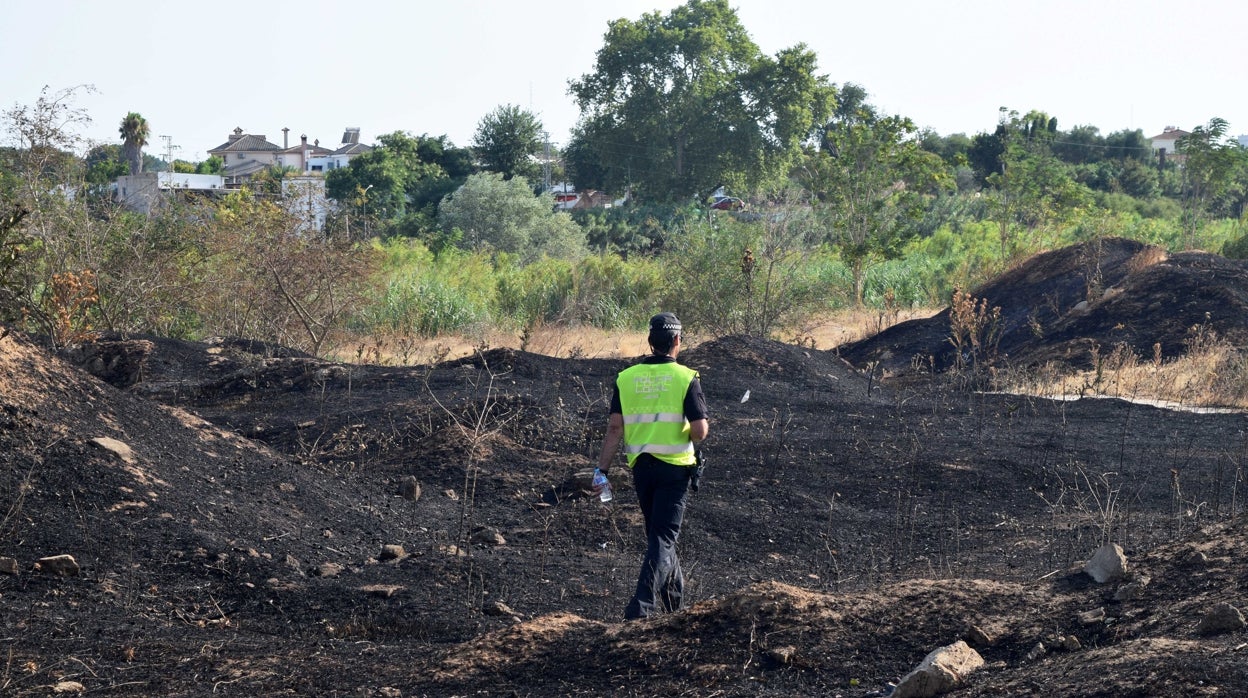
[780,307,940,349]
[324,309,941,365]
[326,323,656,365]
[996,329,1248,411]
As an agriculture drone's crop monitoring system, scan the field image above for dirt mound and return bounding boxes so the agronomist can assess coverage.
[417,525,1248,697]
[685,334,877,407]
[4,322,1247,696]
[840,238,1248,377]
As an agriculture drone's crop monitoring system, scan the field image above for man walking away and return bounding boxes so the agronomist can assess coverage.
[594,312,709,619]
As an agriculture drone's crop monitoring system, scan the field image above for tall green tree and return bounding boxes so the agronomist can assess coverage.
[569,0,833,202]
[196,155,224,175]
[985,109,1089,257]
[326,131,475,238]
[1177,118,1248,248]
[472,104,543,182]
[119,111,149,176]
[84,144,127,185]
[798,112,951,306]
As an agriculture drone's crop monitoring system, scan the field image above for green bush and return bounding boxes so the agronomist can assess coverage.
[494,256,576,328]
[360,239,492,336]
[662,214,837,337]
[569,254,666,329]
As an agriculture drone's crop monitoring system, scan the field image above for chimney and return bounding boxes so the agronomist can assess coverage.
[282,127,290,149]
[228,126,244,143]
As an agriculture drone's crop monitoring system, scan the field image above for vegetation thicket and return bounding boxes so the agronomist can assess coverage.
[3,1,1247,368]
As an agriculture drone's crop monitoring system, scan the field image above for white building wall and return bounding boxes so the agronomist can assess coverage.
[1151,137,1181,154]
[307,154,352,172]
[283,177,330,232]
[115,173,227,213]
[157,172,227,190]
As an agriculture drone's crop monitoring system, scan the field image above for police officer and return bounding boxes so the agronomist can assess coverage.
[595,312,709,619]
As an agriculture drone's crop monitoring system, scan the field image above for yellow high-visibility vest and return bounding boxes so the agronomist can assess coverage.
[617,362,698,467]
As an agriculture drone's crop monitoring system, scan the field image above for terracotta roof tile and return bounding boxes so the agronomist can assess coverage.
[209,134,283,153]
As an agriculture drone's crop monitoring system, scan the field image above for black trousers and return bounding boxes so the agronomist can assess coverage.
[624,456,693,620]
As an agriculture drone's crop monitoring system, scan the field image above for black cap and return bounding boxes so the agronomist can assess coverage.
[649,312,682,339]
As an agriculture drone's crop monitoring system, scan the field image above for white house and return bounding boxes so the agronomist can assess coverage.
[207,128,286,186]
[307,128,373,173]
[279,133,333,173]
[1150,126,1189,164]
[207,126,374,182]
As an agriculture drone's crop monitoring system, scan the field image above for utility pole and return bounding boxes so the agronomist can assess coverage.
[543,131,551,192]
[160,135,180,173]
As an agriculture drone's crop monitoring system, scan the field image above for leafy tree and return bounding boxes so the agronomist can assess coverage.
[1177,118,1248,248]
[797,112,952,306]
[1115,157,1160,199]
[119,111,149,176]
[562,123,609,193]
[1051,124,1103,165]
[472,104,542,181]
[326,131,475,238]
[437,173,586,262]
[84,144,127,184]
[1103,129,1152,162]
[828,83,875,129]
[966,126,1006,187]
[569,0,833,201]
[918,129,972,168]
[2,86,95,340]
[984,109,1089,257]
[574,202,688,256]
[196,155,224,175]
[403,134,476,212]
[251,164,299,198]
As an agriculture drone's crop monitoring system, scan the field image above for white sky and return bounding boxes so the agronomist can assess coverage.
[3,0,1245,161]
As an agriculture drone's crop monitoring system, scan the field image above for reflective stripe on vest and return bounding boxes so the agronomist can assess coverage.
[617,361,698,467]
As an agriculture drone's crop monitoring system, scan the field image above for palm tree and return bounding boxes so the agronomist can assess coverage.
[119,112,150,176]
[253,164,299,198]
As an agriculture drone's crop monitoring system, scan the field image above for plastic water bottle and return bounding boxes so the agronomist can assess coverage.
[592,468,613,503]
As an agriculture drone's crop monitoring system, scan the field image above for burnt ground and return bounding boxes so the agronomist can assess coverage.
[841,237,1248,377]
[3,237,1248,697]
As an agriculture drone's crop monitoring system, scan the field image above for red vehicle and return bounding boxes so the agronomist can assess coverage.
[710,196,745,211]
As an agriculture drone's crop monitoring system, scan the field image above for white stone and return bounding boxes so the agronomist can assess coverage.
[89,436,134,463]
[892,640,985,698]
[1084,543,1127,583]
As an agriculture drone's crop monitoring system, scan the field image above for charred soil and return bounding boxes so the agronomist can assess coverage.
[3,239,1248,696]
